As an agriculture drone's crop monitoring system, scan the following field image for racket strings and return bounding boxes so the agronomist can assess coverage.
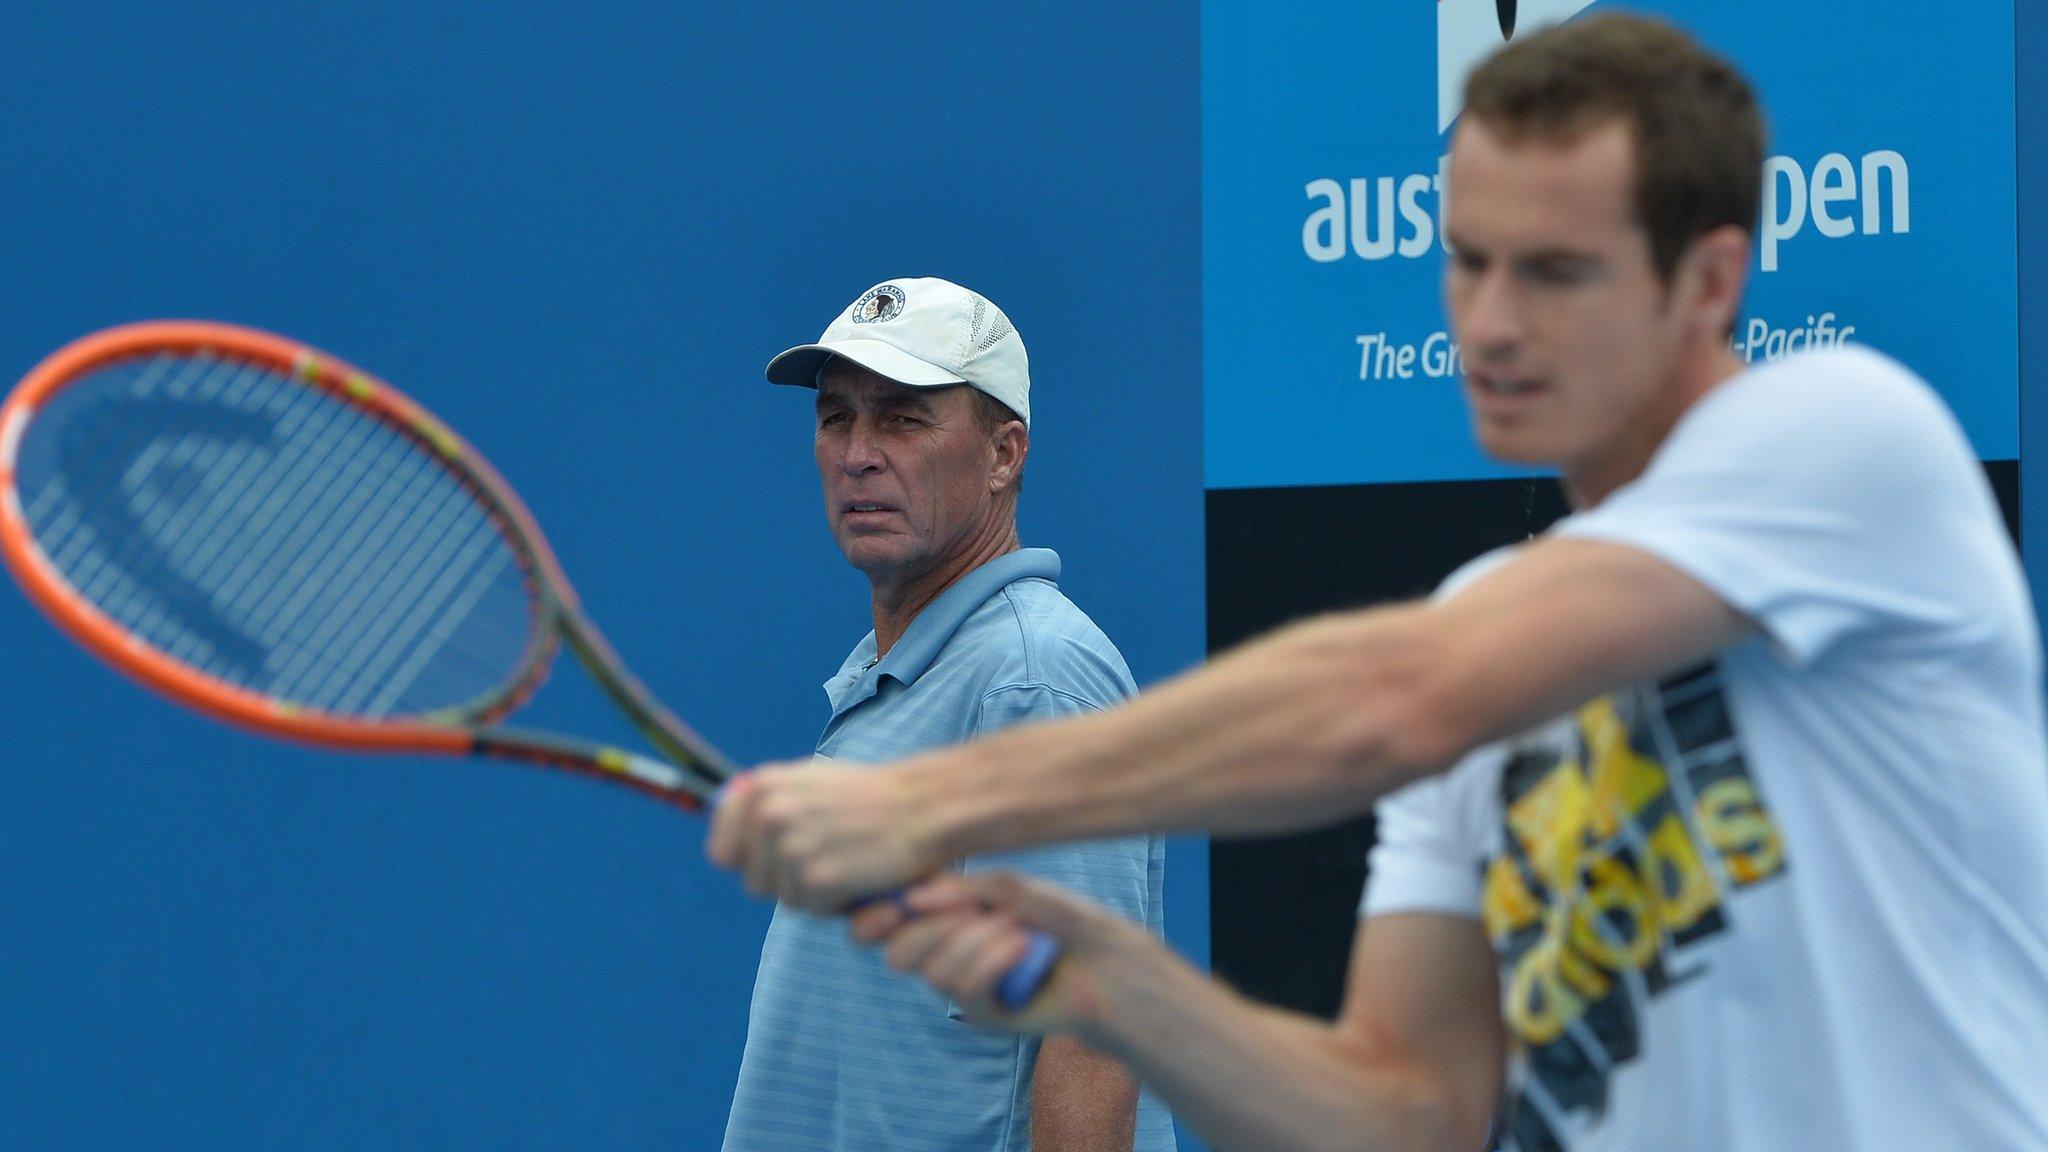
[173,383,389,630]
[239,408,485,690]
[87,362,371,658]
[54,358,365,665]
[227,363,536,710]
[17,352,540,718]
[287,484,511,713]
[42,356,303,674]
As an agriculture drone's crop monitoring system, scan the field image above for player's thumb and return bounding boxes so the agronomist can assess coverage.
[967,870,1094,941]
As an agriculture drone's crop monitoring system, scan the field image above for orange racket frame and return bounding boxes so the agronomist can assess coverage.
[0,321,730,809]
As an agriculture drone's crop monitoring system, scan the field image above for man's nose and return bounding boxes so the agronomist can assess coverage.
[840,422,885,475]
[1460,268,1525,358]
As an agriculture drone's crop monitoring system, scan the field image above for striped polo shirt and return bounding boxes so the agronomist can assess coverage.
[723,548,1174,1152]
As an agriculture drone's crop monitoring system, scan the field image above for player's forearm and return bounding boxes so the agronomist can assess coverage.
[910,606,1460,859]
[1077,936,1470,1152]
[1030,1034,1140,1152]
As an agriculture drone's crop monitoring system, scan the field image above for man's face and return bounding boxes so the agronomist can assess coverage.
[1444,117,1695,495]
[814,361,1006,587]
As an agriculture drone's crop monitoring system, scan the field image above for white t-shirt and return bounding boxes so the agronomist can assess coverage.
[1363,347,2048,1152]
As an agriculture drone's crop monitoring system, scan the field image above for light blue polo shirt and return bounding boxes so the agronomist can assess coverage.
[723,548,1175,1152]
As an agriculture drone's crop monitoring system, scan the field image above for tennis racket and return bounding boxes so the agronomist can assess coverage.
[0,319,1058,1008]
[0,320,731,809]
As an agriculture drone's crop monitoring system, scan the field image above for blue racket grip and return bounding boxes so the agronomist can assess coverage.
[996,930,1061,1010]
[713,783,1060,1010]
[845,894,1061,1011]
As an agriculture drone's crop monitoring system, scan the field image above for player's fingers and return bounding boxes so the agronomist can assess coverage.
[740,783,801,900]
[921,914,1030,1005]
[780,845,840,913]
[705,770,760,869]
[846,892,912,943]
[748,818,795,901]
[955,925,1038,1014]
[899,873,986,918]
[855,875,978,943]
[959,870,1092,939]
[881,910,977,974]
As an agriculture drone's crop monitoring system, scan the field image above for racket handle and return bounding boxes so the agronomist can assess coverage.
[995,931,1061,1011]
[855,893,1060,1012]
[711,783,1060,1010]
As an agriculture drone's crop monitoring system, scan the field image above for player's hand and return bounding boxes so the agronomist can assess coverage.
[849,871,1155,1042]
[706,761,940,912]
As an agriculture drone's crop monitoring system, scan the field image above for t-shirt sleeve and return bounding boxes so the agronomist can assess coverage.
[1360,768,1486,921]
[952,680,1160,1021]
[1555,349,2005,667]
[961,682,1155,925]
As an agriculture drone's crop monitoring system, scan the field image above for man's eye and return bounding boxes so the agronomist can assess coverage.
[1524,260,1593,286]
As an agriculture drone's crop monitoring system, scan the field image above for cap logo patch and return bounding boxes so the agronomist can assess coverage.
[850,284,907,324]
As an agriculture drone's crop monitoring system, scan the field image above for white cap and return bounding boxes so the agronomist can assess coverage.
[765,277,1031,426]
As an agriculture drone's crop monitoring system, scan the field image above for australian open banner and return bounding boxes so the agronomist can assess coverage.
[1202,0,2019,489]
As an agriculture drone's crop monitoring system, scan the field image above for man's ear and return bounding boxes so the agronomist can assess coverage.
[990,421,1028,493]
[1679,224,1752,340]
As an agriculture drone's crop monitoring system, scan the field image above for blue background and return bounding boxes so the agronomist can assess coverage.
[1205,0,2021,489]
[2025,0,2048,564]
[0,4,1206,1150]
[2,2,2043,1150]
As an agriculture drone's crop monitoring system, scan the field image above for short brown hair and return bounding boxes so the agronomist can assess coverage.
[966,388,1023,436]
[1462,12,1765,280]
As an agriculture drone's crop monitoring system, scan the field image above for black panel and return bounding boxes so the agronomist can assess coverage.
[1205,477,1569,1018]
[1989,459,2021,546]
[1204,462,2020,1020]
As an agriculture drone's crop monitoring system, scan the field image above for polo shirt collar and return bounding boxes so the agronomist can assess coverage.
[824,547,1061,714]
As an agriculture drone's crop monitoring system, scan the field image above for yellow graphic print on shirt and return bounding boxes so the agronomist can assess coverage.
[1483,663,1786,1152]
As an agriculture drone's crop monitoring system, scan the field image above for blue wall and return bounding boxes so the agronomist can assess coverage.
[0,4,1205,1149]
[2023,0,2046,575]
